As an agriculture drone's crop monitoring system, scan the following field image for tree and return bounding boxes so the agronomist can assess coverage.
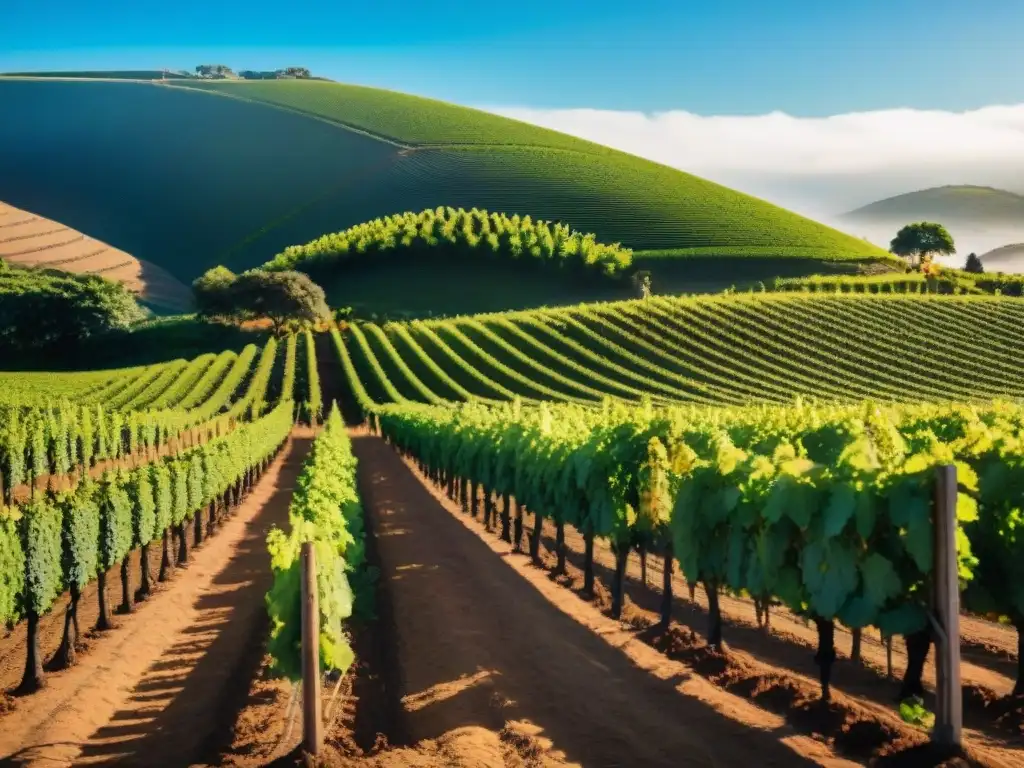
[279,67,311,79]
[889,222,955,267]
[194,64,235,79]
[231,270,330,333]
[964,252,984,274]
[0,267,144,351]
[192,266,238,321]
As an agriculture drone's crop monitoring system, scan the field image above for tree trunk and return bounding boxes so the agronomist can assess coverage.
[500,494,511,543]
[884,632,894,679]
[484,490,493,531]
[177,522,189,565]
[52,585,80,670]
[460,478,468,513]
[96,570,112,631]
[659,544,673,630]
[583,528,595,597]
[159,529,172,582]
[639,546,647,586]
[18,611,44,693]
[850,627,862,663]
[194,510,203,547]
[688,580,697,602]
[529,511,543,564]
[513,502,524,551]
[447,474,455,501]
[705,581,722,650]
[470,481,479,519]
[118,558,133,614]
[900,628,932,700]
[208,501,217,537]
[611,543,629,619]
[555,521,566,574]
[137,543,152,601]
[814,616,836,701]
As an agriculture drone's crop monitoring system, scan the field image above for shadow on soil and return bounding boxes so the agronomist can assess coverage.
[58,437,311,767]
[350,435,822,768]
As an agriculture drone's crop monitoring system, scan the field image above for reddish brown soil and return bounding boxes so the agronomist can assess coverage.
[0,200,191,311]
[335,435,854,767]
[0,430,313,767]
[369,442,1016,767]
[527,519,1024,748]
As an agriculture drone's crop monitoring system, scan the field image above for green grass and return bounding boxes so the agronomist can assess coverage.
[335,293,1024,408]
[173,80,889,260]
[171,79,611,150]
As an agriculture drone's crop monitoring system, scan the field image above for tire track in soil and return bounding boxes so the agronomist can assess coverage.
[352,434,851,768]
[0,430,314,768]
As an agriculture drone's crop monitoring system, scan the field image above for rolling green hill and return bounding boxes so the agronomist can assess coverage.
[0,76,890,315]
[842,185,1024,225]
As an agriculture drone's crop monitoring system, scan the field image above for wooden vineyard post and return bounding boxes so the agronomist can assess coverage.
[932,465,962,748]
[301,541,323,756]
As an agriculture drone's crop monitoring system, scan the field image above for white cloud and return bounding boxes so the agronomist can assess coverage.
[477,102,1024,261]
[481,103,1024,178]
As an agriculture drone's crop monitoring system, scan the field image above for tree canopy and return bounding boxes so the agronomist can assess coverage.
[0,263,145,351]
[193,267,330,332]
[889,222,955,266]
[194,64,235,78]
[964,252,985,274]
[192,266,237,320]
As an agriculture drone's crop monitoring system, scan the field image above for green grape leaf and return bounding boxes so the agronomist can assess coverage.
[823,484,856,538]
[838,595,877,629]
[954,461,978,493]
[855,490,877,539]
[708,486,741,524]
[774,565,805,612]
[763,481,789,524]
[889,481,927,528]
[802,539,859,619]
[726,527,747,589]
[878,603,928,636]
[861,552,902,608]
[955,493,978,524]
[903,504,933,573]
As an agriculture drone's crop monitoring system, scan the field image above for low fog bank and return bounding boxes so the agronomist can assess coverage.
[483,103,1024,270]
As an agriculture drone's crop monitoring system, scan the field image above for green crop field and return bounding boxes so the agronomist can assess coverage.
[0,77,890,317]
[332,293,1024,409]
[2,287,1024,764]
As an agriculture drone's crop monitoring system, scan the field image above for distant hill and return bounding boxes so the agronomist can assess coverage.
[0,76,890,316]
[978,243,1024,274]
[0,200,190,311]
[842,185,1024,226]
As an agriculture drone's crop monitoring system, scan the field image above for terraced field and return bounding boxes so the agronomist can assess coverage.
[333,293,1024,409]
[0,200,190,311]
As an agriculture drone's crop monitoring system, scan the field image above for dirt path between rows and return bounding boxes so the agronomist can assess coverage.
[0,430,313,768]
[528,517,1023,751]
[351,435,852,768]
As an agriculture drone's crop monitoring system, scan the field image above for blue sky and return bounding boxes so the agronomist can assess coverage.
[1,0,1021,115]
